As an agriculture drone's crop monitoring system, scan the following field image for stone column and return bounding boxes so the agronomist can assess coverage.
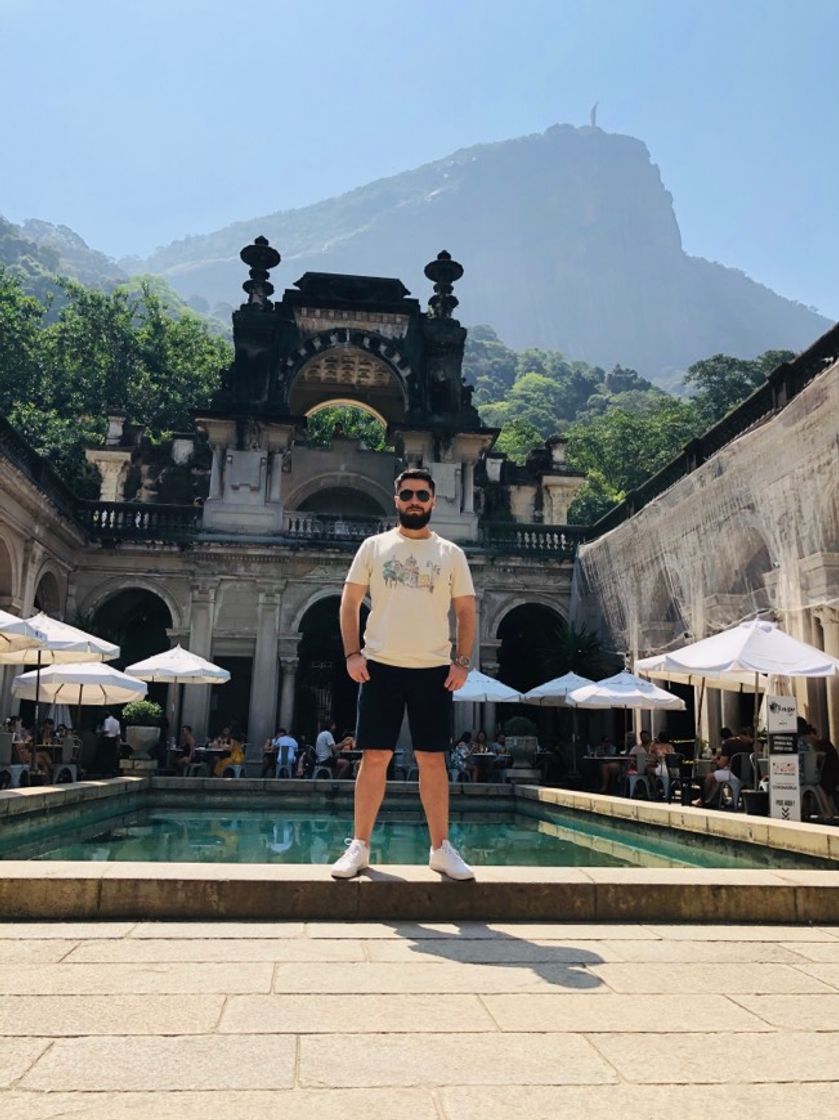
[209,446,223,500]
[816,608,839,745]
[481,659,498,741]
[704,689,722,752]
[721,691,741,735]
[462,461,475,514]
[248,592,281,750]
[278,658,299,733]
[802,608,829,736]
[181,583,217,741]
[268,452,283,503]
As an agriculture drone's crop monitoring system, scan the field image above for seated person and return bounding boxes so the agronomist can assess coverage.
[273,728,299,776]
[174,725,197,774]
[294,737,315,778]
[313,721,338,775]
[692,726,754,806]
[593,735,620,793]
[212,724,245,777]
[491,733,512,779]
[334,735,355,780]
[451,731,477,781]
[12,736,53,780]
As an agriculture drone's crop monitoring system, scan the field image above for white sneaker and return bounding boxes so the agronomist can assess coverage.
[330,838,370,879]
[429,839,475,881]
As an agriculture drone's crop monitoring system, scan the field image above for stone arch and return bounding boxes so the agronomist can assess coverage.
[289,585,354,635]
[485,594,569,644]
[495,600,569,695]
[284,330,411,423]
[307,397,389,428]
[284,471,393,518]
[33,568,63,616]
[79,576,184,633]
[0,532,16,609]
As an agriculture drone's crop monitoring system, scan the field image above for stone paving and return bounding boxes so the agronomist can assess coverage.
[1,919,839,1118]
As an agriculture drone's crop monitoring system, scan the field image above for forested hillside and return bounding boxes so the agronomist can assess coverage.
[0,263,789,522]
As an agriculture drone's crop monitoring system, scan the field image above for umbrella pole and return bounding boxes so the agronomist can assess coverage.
[752,671,761,790]
[33,649,42,779]
[76,684,83,737]
[695,679,706,760]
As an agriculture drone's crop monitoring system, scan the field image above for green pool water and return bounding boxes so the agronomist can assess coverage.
[5,803,830,870]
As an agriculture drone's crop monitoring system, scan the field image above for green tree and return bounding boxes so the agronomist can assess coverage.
[683,350,794,426]
[0,266,45,413]
[566,469,623,526]
[566,396,702,496]
[306,405,389,451]
[493,418,543,464]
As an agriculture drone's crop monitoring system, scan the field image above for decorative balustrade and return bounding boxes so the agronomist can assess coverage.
[479,522,587,557]
[282,512,395,543]
[78,501,201,541]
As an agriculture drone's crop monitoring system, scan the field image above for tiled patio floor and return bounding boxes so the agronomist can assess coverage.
[1,919,839,1118]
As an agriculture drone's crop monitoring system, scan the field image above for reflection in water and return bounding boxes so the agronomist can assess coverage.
[14,803,794,869]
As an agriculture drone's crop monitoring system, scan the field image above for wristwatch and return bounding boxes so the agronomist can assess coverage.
[453,654,471,669]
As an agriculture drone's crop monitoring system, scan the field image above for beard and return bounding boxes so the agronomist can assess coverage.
[397,507,432,530]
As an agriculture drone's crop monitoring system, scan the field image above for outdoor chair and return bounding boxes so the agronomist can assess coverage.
[0,731,30,788]
[313,764,333,779]
[624,770,651,799]
[274,744,295,779]
[184,761,209,777]
[717,751,755,811]
[53,736,80,783]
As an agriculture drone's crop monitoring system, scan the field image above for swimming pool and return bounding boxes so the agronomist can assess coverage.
[3,796,835,870]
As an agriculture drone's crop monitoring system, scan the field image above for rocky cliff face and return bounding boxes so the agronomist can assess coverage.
[133,123,829,380]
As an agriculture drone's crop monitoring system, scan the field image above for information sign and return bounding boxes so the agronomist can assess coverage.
[766,695,800,821]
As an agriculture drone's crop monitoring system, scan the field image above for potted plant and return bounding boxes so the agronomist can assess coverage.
[121,699,163,760]
[503,716,540,765]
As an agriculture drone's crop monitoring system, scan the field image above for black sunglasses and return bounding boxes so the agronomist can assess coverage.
[397,488,433,502]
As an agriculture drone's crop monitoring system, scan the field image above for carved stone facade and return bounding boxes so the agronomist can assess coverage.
[0,243,585,750]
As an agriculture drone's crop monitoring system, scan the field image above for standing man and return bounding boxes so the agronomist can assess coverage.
[331,468,476,880]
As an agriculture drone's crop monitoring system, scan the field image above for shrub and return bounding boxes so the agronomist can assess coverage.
[121,699,163,725]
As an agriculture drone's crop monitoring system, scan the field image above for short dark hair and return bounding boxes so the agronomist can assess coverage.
[394,467,435,494]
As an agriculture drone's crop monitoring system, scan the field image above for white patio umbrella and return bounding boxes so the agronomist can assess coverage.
[452,669,523,703]
[125,644,230,684]
[125,645,230,741]
[636,620,839,681]
[0,610,48,653]
[637,619,839,776]
[566,670,687,711]
[523,672,596,705]
[0,613,118,745]
[523,672,597,771]
[13,662,147,707]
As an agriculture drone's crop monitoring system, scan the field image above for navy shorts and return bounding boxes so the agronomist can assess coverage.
[355,660,453,753]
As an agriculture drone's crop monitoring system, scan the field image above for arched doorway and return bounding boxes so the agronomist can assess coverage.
[91,589,173,716]
[497,603,574,745]
[298,487,385,518]
[34,571,62,616]
[296,596,369,741]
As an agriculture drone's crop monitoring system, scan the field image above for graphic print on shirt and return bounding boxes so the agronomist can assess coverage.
[382,554,442,593]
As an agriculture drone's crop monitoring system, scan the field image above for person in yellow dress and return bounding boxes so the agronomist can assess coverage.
[212,723,245,777]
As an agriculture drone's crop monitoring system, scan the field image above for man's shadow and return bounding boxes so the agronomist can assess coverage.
[379,919,605,989]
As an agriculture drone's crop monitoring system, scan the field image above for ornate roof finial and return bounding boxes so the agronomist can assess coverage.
[240,235,281,309]
[424,249,463,319]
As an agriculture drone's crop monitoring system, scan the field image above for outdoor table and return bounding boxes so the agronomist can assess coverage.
[471,751,496,779]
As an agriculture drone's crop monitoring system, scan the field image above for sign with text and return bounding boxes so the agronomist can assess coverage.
[767,695,800,821]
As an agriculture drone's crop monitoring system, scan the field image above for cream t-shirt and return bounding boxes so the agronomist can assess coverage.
[345,528,475,668]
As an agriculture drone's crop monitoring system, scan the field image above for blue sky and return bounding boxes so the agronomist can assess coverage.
[2,0,837,317]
